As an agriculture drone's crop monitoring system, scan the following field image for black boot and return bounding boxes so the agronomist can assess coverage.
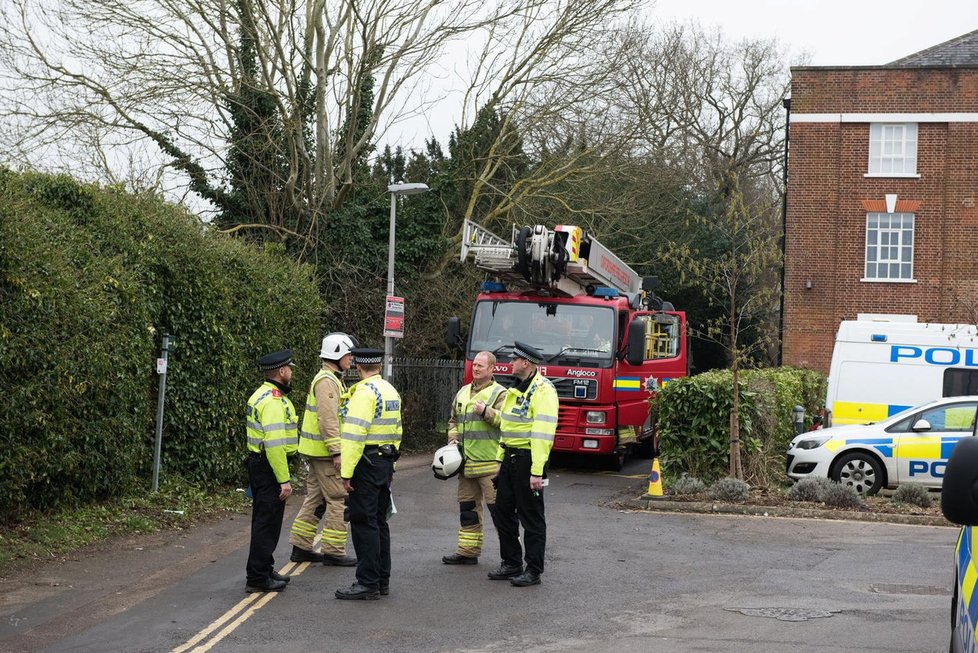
[290,546,326,563]
[335,582,380,600]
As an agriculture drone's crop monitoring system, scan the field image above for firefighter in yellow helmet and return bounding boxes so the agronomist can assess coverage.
[244,349,299,593]
[488,341,559,587]
[335,348,402,600]
[288,333,357,566]
[441,350,506,565]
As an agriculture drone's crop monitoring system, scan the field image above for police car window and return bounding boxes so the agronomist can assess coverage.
[944,369,978,397]
[918,403,978,432]
[886,415,916,433]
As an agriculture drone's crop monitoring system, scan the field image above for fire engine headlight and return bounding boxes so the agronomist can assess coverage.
[585,411,606,424]
[795,436,830,450]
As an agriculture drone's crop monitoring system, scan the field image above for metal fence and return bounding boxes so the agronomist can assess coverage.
[345,357,464,450]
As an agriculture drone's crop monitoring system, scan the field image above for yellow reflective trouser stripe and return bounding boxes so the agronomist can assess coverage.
[290,519,317,538]
[458,531,483,546]
[321,528,346,547]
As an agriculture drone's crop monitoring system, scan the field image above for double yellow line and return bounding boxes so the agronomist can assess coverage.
[171,561,310,653]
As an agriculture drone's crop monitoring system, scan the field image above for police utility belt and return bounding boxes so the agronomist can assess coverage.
[362,444,400,460]
[500,444,531,457]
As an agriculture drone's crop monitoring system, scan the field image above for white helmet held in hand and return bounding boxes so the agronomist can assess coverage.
[432,444,464,480]
[320,332,355,361]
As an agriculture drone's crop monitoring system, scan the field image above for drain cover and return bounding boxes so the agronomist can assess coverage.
[725,607,837,622]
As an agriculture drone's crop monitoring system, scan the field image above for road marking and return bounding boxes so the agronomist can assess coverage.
[171,561,308,653]
[594,472,647,479]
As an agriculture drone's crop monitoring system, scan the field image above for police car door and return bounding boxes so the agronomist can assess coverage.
[895,400,978,487]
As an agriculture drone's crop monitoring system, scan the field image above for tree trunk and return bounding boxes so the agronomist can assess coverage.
[729,285,744,480]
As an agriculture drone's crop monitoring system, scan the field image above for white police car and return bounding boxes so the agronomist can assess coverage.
[940,436,978,652]
[786,396,978,495]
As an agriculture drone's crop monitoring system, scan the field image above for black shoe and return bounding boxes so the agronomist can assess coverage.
[510,571,541,587]
[487,563,523,580]
[270,570,291,583]
[335,582,380,600]
[322,553,357,567]
[290,546,325,563]
[442,553,478,565]
[245,578,287,593]
[379,583,390,596]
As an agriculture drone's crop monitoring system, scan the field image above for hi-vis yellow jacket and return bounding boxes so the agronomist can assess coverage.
[496,371,559,476]
[339,374,402,479]
[448,379,506,477]
[298,368,346,458]
[246,382,299,483]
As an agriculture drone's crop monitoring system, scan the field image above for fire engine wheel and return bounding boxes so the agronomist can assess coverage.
[831,452,884,496]
[605,449,626,471]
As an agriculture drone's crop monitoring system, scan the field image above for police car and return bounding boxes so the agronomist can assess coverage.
[940,436,978,652]
[786,396,978,495]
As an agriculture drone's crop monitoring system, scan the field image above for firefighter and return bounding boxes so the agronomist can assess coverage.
[488,341,559,587]
[244,349,299,593]
[441,350,507,566]
[288,333,357,566]
[335,348,402,600]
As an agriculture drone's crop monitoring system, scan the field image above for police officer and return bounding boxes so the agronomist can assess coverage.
[442,350,506,565]
[245,349,299,593]
[335,348,402,600]
[288,333,357,566]
[488,341,559,587]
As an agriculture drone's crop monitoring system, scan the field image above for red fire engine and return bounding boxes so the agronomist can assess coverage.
[447,221,688,469]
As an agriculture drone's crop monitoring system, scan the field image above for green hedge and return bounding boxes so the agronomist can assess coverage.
[655,367,826,486]
[0,170,321,520]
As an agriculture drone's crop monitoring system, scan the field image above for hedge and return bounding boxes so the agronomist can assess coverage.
[654,367,827,486]
[0,170,321,520]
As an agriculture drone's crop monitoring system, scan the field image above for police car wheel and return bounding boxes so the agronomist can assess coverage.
[831,452,884,496]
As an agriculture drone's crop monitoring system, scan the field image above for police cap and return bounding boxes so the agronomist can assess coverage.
[352,348,384,366]
[512,341,544,365]
[259,349,295,371]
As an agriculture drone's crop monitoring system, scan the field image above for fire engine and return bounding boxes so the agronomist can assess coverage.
[446,220,689,468]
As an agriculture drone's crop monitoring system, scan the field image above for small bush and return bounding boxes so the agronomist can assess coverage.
[788,477,837,502]
[891,484,933,508]
[820,482,863,508]
[671,475,707,496]
[709,477,750,502]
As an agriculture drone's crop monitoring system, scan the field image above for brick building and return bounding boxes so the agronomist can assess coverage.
[782,30,978,373]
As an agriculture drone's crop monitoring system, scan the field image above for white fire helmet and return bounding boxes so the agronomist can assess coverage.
[320,332,355,361]
[432,444,464,480]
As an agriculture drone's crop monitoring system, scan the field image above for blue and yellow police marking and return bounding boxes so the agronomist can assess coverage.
[824,436,893,457]
[172,560,309,652]
[831,401,912,425]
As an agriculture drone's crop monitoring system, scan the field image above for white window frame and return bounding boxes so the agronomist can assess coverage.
[866,123,919,178]
[862,212,916,283]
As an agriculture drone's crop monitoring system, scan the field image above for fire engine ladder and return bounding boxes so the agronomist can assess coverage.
[460,219,643,297]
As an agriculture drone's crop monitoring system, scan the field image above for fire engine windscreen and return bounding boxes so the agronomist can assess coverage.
[469,301,616,366]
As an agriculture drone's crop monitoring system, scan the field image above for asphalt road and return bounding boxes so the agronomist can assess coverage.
[0,454,960,652]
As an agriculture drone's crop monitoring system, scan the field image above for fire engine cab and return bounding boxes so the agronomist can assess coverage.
[446,220,689,468]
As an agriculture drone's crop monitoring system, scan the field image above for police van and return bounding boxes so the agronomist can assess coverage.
[826,315,978,427]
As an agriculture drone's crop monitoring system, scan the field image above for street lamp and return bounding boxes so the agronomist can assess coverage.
[385,182,430,380]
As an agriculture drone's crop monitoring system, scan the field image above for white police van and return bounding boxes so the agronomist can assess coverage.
[826,315,978,427]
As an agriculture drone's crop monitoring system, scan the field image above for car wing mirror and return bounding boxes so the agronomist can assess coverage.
[911,419,931,432]
[942,437,978,525]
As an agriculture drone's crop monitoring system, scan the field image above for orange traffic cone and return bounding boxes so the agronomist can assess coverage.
[643,457,665,499]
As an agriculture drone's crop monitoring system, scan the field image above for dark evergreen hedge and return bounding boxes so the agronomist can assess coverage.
[0,170,321,519]
[655,367,827,485]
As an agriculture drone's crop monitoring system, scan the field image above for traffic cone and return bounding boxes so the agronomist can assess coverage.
[644,457,665,499]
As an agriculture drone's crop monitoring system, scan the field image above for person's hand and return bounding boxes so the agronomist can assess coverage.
[343,478,354,493]
[279,482,292,501]
[474,400,486,415]
[529,476,543,492]
[491,462,501,480]
[448,439,459,445]
[331,455,342,471]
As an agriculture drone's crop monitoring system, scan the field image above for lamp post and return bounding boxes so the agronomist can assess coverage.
[385,182,429,380]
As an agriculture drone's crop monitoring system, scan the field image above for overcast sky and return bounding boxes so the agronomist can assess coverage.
[649,0,976,66]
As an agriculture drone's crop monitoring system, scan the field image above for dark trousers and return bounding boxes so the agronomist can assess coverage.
[347,452,394,590]
[246,454,286,585]
[491,451,546,574]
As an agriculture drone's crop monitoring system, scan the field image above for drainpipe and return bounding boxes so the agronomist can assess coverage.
[777,97,791,366]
